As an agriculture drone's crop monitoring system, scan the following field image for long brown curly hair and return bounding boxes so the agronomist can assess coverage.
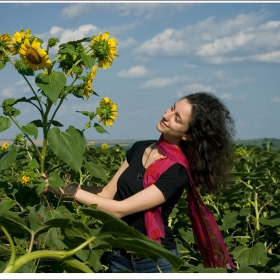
[180,92,236,194]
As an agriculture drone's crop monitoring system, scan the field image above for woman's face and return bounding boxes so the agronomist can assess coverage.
[156,98,192,144]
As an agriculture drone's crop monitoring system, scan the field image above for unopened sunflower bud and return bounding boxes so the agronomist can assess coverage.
[48,37,60,48]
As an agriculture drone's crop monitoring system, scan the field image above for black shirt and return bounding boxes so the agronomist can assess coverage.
[115,140,188,249]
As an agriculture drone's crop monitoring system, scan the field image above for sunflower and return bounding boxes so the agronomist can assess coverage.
[89,32,119,69]
[84,66,97,99]
[97,97,118,127]
[19,38,52,71]
[10,28,32,56]
[101,143,108,150]
[0,33,11,59]
[1,142,9,151]
[20,175,31,185]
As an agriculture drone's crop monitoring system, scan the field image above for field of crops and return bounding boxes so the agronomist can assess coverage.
[0,138,279,273]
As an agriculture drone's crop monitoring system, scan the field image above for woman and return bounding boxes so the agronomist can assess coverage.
[43,92,236,272]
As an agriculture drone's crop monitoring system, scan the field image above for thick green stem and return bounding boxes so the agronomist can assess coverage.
[253,190,260,243]
[3,235,96,273]
[27,232,35,254]
[0,226,16,272]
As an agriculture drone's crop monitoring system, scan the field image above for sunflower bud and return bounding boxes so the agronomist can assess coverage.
[48,37,60,48]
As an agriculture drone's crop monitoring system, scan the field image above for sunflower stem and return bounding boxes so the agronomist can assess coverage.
[22,75,44,114]
[8,116,42,161]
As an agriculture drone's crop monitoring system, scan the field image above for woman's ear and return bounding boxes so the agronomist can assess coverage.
[182,136,188,141]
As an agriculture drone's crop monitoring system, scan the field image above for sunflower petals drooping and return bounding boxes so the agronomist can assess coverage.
[89,32,119,69]
[0,33,12,59]
[97,97,118,126]
[19,38,52,71]
[10,28,32,56]
[84,66,97,99]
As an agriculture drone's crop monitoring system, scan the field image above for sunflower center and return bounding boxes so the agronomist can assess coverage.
[26,49,42,64]
[92,40,110,60]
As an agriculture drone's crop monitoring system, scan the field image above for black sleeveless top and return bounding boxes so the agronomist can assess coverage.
[114,140,188,249]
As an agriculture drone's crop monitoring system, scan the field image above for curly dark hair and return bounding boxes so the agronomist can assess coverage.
[180,92,236,194]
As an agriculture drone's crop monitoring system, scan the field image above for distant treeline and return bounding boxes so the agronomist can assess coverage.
[92,138,280,151]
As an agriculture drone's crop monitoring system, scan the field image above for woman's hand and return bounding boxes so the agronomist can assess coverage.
[40,173,79,198]
[40,173,64,197]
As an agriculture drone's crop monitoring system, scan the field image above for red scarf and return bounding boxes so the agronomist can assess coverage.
[143,134,235,269]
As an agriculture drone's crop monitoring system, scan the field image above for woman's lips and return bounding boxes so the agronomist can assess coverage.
[160,120,168,127]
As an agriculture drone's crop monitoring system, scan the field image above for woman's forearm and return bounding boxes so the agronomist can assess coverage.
[74,188,124,218]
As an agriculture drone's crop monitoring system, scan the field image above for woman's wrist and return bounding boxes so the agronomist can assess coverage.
[63,183,80,197]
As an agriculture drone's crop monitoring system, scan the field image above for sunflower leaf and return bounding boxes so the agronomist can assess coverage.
[81,52,96,69]
[0,116,11,133]
[0,146,17,170]
[0,61,6,70]
[35,72,66,104]
[93,123,108,134]
[21,122,38,140]
[48,126,86,172]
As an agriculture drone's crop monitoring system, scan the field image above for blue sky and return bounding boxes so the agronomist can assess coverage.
[0,1,280,142]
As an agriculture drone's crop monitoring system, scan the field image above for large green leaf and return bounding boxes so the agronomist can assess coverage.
[259,217,280,227]
[0,240,11,258]
[48,126,86,172]
[0,116,11,133]
[35,71,66,104]
[0,199,15,215]
[0,211,31,234]
[81,208,185,272]
[81,52,96,69]
[221,211,239,231]
[232,243,266,267]
[21,122,38,140]
[84,161,106,181]
[0,146,17,170]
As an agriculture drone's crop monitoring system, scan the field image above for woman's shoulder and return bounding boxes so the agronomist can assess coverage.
[129,139,156,150]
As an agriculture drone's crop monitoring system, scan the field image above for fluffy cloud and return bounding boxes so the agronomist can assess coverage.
[269,96,280,103]
[61,3,190,20]
[133,12,280,64]
[117,66,147,79]
[141,76,189,89]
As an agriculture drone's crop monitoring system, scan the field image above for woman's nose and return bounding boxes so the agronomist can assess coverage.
[163,109,172,119]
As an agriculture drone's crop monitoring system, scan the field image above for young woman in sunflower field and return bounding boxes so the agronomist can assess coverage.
[43,92,237,273]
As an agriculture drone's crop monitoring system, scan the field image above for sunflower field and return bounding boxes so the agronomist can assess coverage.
[0,28,280,274]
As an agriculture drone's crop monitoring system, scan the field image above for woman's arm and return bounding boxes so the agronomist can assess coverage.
[83,159,129,199]
[74,183,166,219]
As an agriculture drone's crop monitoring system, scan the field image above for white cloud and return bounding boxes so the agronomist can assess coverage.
[0,87,17,98]
[182,83,214,94]
[132,12,280,65]
[133,28,189,56]
[38,25,100,45]
[117,66,147,79]
[218,92,247,100]
[61,3,191,20]
[270,96,280,103]
[141,76,189,89]
[184,63,198,68]
[61,4,92,20]
[118,37,138,49]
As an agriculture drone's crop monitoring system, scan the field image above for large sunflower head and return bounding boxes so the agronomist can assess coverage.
[97,96,118,126]
[19,38,52,71]
[89,32,119,69]
[84,66,97,99]
[0,33,12,59]
[10,28,32,56]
